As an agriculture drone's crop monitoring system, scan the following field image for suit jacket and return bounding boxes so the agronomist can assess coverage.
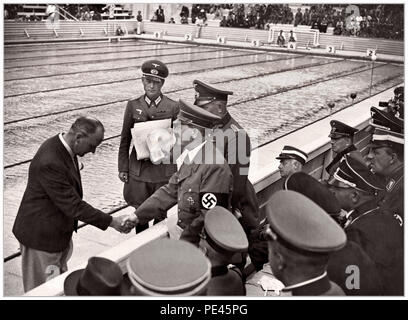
[379,164,404,219]
[135,140,233,245]
[13,135,112,253]
[118,94,179,183]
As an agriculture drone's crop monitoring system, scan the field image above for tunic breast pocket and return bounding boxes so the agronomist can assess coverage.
[181,191,200,214]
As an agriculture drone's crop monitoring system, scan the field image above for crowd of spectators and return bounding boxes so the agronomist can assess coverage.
[179,3,403,41]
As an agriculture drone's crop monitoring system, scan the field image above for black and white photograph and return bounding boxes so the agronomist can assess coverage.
[2,1,405,301]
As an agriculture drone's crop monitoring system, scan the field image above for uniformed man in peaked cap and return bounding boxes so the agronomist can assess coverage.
[264,190,346,296]
[193,79,259,271]
[126,238,211,296]
[118,60,179,233]
[367,124,404,219]
[370,107,404,134]
[276,145,308,178]
[326,155,403,295]
[129,99,233,245]
[198,206,249,295]
[325,120,365,178]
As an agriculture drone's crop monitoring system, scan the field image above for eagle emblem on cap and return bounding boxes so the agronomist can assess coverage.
[152,63,160,68]
[151,69,159,75]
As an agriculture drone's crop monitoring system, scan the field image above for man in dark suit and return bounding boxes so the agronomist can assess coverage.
[13,117,133,292]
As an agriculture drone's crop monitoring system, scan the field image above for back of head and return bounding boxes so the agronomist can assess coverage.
[70,116,104,136]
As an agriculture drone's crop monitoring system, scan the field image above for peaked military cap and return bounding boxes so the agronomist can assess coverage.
[193,80,233,106]
[64,257,125,296]
[276,145,308,165]
[329,155,384,195]
[368,126,404,153]
[284,172,341,216]
[328,120,358,139]
[370,107,404,134]
[127,238,211,296]
[141,59,169,80]
[266,190,346,253]
[203,206,248,253]
[178,99,221,128]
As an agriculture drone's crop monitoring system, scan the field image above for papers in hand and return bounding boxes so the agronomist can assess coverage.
[131,119,172,160]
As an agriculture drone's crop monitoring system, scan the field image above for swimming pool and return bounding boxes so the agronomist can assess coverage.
[3,39,403,263]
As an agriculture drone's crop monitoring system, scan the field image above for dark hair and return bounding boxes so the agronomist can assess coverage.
[71,117,104,135]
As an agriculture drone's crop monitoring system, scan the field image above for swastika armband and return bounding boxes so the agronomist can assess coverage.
[200,192,228,210]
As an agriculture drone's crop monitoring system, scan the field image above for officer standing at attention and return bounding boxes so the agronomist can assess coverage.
[327,155,403,295]
[198,206,249,295]
[368,107,404,219]
[118,60,179,233]
[192,80,259,238]
[129,99,233,245]
[264,190,346,296]
[325,120,364,178]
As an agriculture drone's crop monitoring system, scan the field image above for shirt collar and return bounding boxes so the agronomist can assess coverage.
[59,133,75,160]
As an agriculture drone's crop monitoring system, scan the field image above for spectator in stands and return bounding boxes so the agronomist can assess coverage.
[136,10,142,22]
[102,3,115,20]
[219,16,228,27]
[277,30,285,47]
[320,15,329,33]
[155,5,165,22]
[333,21,343,35]
[168,17,175,24]
[294,8,302,27]
[46,4,57,23]
[116,26,124,36]
[288,30,297,42]
[303,8,310,25]
[180,15,188,24]
[180,5,189,19]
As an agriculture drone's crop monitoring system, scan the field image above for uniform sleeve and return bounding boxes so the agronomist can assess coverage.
[38,163,112,230]
[135,173,178,225]
[118,101,134,173]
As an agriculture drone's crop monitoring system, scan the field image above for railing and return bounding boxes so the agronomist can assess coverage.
[55,5,78,22]
[23,85,400,296]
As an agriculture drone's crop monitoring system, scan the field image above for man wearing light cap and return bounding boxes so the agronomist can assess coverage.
[264,190,346,296]
[327,155,403,295]
[193,79,259,268]
[325,120,364,178]
[198,206,249,295]
[276,145,308,178]
[129,100,233,245]
[367,113,404,219]
[118,60,179,233]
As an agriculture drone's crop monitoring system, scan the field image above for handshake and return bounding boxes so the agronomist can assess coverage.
[109,214,139,234]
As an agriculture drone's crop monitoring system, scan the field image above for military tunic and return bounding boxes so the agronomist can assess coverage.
[329,202,403,295]
[206,265,245,296]
[281,273,345,296]
[217,112,259,232]
[379,164,404,219]
[134,141,233,245]
[118,94,179,183]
